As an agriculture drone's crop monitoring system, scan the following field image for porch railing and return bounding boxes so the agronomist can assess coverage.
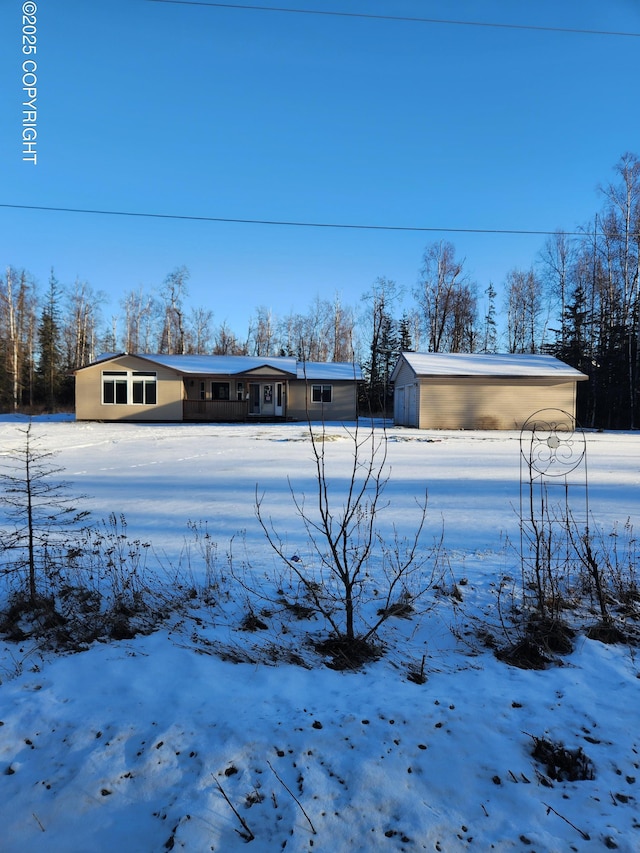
[183,399,249,422]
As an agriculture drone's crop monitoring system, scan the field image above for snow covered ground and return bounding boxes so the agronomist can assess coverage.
[0,416,639,852]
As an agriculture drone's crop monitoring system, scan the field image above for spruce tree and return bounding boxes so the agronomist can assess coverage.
[35,270,64,412]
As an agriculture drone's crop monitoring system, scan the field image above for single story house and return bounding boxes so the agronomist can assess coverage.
[390,352,588,430]
[75,353,363,423]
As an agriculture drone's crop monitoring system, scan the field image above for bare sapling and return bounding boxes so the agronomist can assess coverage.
[256,418,440,662]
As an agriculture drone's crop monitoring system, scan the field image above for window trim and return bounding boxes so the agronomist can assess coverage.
[102,370,157,406]
[132,372,158,405]
[311,384,332,404]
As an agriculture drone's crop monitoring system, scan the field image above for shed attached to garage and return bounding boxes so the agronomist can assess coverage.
[390,352,588,430]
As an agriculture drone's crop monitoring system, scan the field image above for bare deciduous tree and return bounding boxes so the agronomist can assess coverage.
[64,279,103,368]
[256,420,441,660]
[248,305,275,356]
[415,241,477,353]
[121,288,159,354]
[0,267,38,410]
[539,231,575,351]
[187,305,215,354]
[505,267,546,353]
[328,294,355,362]
[159,266,189,354]
[213,321,246,354]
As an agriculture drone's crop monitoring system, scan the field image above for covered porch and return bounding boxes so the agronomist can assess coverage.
[182,375,289,421]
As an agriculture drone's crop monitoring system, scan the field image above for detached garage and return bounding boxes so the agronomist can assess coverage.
[391,352,588,430]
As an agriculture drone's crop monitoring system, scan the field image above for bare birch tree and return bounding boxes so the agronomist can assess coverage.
[0,267,37,410]
[248,305,275,356]
[63,279,102,368]
[505,267,546,353]
[415,241,477,352]
[539,231,575,351]
[121,288,160,353]
[187,305,214,354]
[159,266,189,354]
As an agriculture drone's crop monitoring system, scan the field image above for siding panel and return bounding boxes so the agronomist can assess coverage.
[418,379,577,430]
[75,355,184,421]
[287,381,357,422]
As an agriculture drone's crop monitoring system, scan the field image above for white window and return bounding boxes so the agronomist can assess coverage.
[132,372,157,405]
[102,370,157,405]
[102,371,128,405]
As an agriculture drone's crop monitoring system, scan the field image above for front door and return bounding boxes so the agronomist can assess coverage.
[275,382,284,417]
[249,383,261,414]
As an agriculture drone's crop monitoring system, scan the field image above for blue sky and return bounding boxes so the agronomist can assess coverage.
[2,0,639,341]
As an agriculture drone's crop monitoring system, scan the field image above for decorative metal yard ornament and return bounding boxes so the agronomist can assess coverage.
[521,409,586,478]
[518,409,589,619]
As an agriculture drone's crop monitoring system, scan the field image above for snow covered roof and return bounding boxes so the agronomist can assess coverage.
[392,352,588,380]
[295,361,362,381]
[136,354,298,375]
[89,353,363,381]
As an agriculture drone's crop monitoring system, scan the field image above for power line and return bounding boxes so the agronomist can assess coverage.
[0,202,599,237]
[143,0,640,38]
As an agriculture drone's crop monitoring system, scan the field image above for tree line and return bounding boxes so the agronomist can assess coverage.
[2,152,639,428]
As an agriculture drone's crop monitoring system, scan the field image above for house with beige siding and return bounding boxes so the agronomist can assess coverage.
[391,352,588,430]
[75,353,362,423]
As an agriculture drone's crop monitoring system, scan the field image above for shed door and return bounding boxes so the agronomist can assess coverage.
[395,387,405,424]
[407,384,418,427]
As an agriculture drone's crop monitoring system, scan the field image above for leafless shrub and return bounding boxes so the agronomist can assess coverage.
[530,734,595,782]
[0,512,183,648]
[570,516,640,643]
[493,507,640,667]
[519,494,575,625]
[185,520,228,605]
